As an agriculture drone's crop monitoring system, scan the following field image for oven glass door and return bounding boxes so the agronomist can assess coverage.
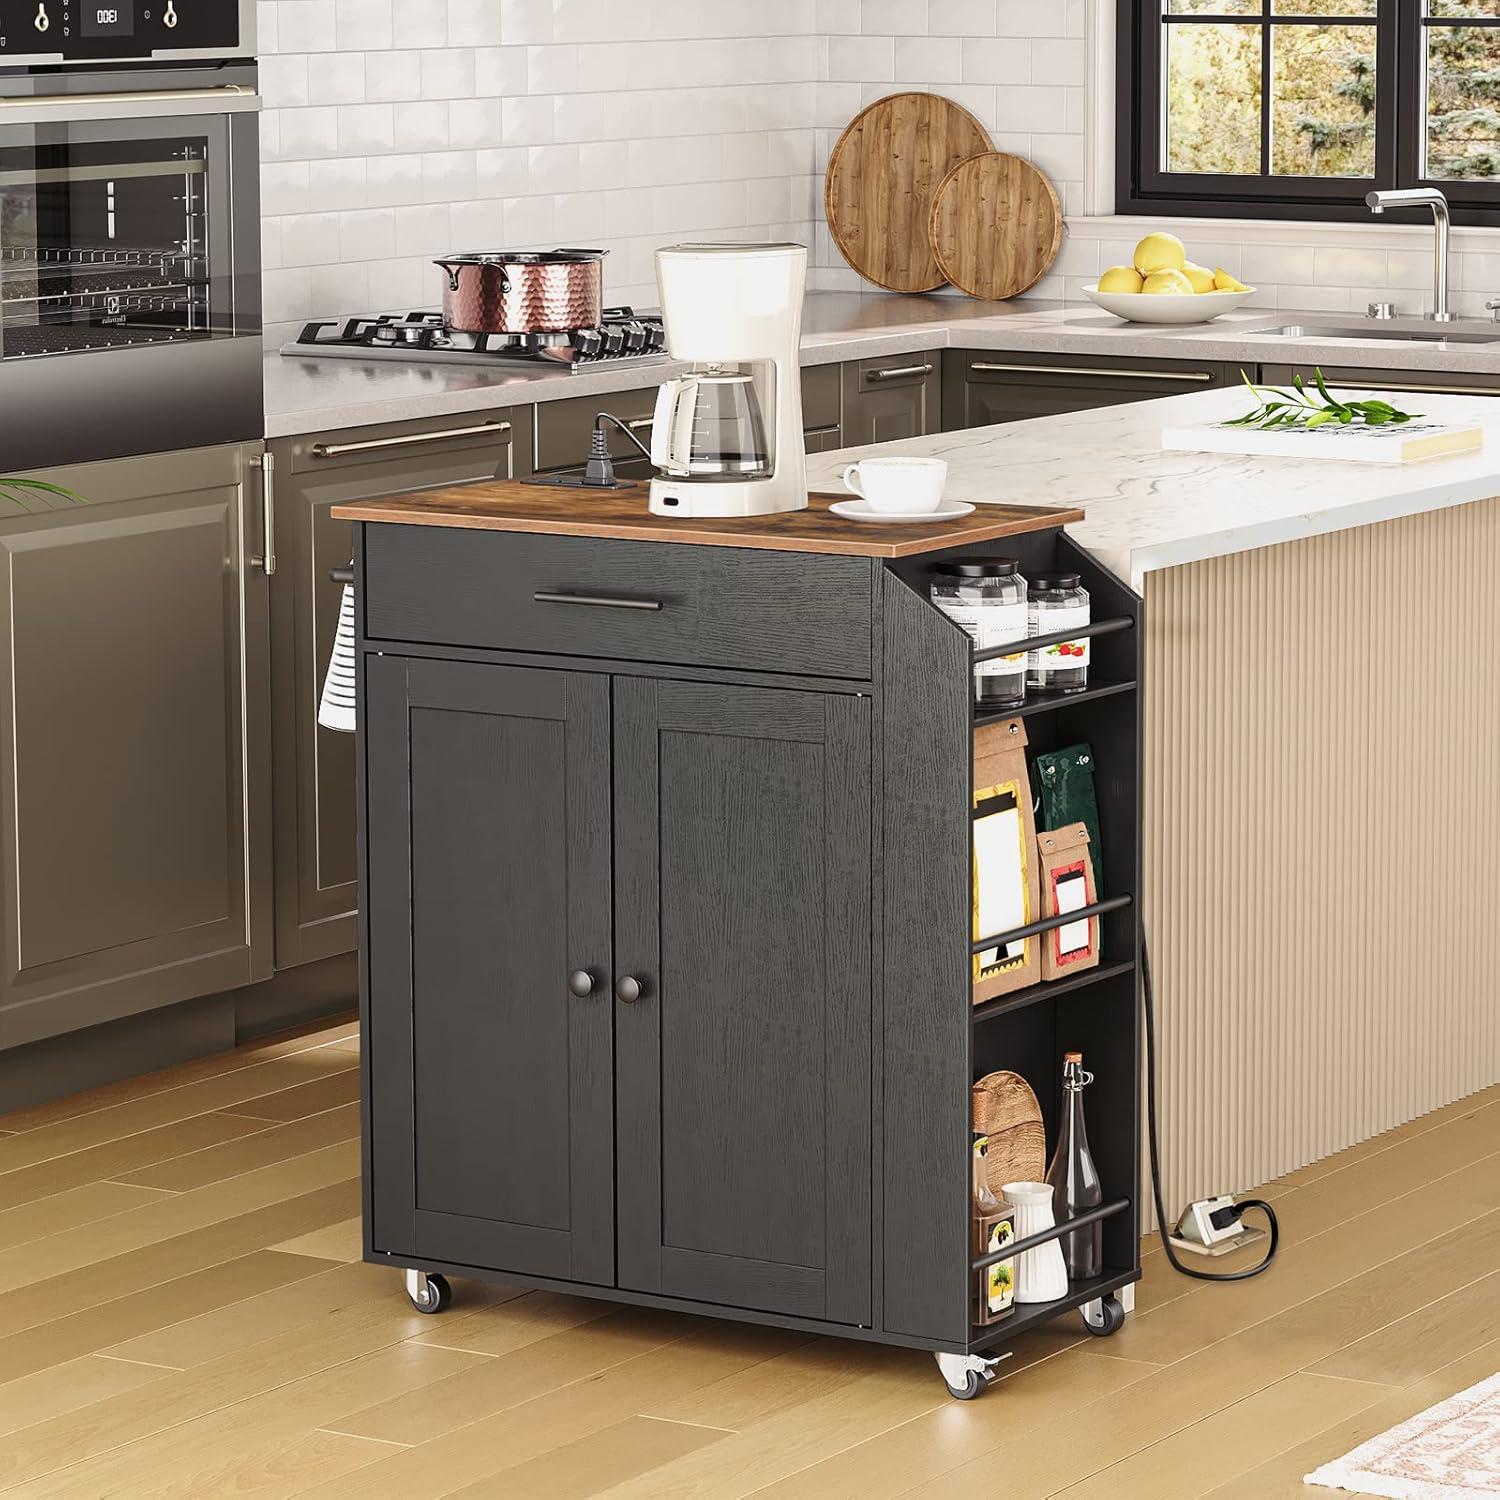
[0,112,240,362]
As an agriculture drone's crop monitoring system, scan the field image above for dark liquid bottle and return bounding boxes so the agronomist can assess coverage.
[1045,1051,1103,1279]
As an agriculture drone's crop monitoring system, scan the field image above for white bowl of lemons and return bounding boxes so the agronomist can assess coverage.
[1083,232,1254,325]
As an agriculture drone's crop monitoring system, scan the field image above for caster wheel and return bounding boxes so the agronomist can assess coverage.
[406,1271,451,1314]
[1080,1293,1126,1337]
[945,1371,985,1400]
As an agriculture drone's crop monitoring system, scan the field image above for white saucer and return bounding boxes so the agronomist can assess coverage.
[829,497,975,524]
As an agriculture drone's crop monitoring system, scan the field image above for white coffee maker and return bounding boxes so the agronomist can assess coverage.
[649,242,807,518]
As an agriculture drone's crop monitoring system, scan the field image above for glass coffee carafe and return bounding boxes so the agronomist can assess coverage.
[660,366,771,480]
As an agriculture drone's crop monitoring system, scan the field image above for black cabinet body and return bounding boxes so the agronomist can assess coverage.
[355,502,1143,1358]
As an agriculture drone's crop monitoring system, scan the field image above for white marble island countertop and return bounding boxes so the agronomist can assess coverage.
[805,385,1500,589]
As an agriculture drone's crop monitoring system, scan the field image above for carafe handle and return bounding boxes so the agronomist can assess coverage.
[650,375,700,475]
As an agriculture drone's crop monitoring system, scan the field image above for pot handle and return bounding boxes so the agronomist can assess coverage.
[434,258,463,293]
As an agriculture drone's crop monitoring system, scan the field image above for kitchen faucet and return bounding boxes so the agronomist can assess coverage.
[1366,188,1452,322]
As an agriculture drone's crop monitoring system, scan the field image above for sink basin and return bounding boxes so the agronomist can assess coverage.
[1257,323,1500,346]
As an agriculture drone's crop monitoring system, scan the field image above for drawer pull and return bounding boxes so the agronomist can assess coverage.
[310,420,511,459]
[970,362,1213,382]
[867,363,934,381]
[1293,379,1499,397]
[533,590,663,612]
[626,417,654,430]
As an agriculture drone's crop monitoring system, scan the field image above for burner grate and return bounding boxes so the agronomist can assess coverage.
[290,308,667,368]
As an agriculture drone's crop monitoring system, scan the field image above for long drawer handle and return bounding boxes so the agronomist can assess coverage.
[866,363,934,381]
[970,362,1214,382]
[249,451,276,576]
[533,591,663,612]
[1298,379,1500,397]
[310,420,511,459]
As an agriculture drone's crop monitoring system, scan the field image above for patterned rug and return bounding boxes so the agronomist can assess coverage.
[1304,1372,1500,1498]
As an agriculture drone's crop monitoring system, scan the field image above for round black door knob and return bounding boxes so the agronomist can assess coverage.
[568,970,595,999]
[615,975,643,1004]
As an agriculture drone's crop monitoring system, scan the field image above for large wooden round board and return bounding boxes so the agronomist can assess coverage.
[929,151,1063,301]
[825,92,993,294]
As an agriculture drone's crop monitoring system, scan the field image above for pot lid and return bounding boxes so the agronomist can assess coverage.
[436,248,608,266]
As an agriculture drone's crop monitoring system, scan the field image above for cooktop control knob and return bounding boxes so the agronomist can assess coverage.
[33,2,49,31]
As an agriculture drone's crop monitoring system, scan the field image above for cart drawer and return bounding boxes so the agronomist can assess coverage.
[362,524,874,678]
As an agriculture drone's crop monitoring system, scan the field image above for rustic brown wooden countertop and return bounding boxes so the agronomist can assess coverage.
[330,480,1083,560]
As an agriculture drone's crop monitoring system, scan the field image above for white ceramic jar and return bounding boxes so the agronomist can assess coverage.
[1002,1180,1070,1303]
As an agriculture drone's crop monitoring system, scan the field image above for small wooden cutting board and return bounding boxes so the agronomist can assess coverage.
[825,92,993,294]
[929,151,1063,301]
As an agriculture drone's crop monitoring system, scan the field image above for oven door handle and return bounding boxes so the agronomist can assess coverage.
[0,87,261,125]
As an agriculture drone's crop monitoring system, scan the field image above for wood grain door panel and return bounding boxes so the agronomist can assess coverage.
[613,677,872,1325]
[364,656,613,1286]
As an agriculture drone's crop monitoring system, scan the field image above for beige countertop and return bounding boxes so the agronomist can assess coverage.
[265,291,1500,441]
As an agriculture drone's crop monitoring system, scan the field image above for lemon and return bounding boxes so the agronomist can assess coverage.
[1141,268,1194,296]
[1097,265,1144,294]
[1213,267,1249,292]
[1181,262,1216,293]
[1133,232,1187,275]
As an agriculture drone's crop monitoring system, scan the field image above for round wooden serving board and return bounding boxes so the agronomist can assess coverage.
[825,92,993,294]
[929,151,1063,301]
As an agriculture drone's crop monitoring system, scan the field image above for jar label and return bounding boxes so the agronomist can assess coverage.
[1029,604,1091,672]
[944,601,1028,678]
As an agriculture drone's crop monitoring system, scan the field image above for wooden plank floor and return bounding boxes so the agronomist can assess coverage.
[0,1018,1495,1498]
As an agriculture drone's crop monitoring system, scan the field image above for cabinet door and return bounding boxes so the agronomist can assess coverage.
[841,352,941,445]
[941,350,1228,429]
[614,679,872,1325]
[269,412,528,969]
[0,445,271,1053]
[364,656,613,1285]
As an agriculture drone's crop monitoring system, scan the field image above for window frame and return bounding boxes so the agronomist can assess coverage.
[1116,1,1500,226]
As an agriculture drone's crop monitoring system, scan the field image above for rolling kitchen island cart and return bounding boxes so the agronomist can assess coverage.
[337,482,1143,1399]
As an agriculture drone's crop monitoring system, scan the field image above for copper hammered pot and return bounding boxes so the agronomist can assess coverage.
[433,248,608,334]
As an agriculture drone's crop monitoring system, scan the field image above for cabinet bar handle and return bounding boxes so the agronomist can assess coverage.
[310,420,511,458]
[866,363,934,381]
[970,362,1213,382]
[803,424,842,437]
[973,1198,1132,1272]
[249,451,276,576]
[533,591,663,612]
[972,614,1133,664]
[1296,379,1500,397]
[626,417,654,430]
[329,565,354,585]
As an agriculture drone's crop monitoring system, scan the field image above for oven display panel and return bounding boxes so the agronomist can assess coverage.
[82,0,133,35]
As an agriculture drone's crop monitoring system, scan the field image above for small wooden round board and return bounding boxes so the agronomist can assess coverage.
[825,91,993,294]
[929,151,1063,301]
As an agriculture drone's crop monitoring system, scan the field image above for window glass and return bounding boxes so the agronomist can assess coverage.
[1425,24,1500,177]
[1166,22,1263,174]
[1271,24,1378,175]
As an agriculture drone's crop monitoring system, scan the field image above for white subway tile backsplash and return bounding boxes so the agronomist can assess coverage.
[264,0,1474,342]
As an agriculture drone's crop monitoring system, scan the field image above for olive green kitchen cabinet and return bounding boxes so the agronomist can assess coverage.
[268,410,532,969]
[0,443,272,1052]
[941,350,1233,428]
[840,350,941,446]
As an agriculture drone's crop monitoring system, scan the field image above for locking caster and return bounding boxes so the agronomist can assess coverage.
[934,1349,1010,1400]
[403,1267,451,1314]
[1080,1292,1127,1337]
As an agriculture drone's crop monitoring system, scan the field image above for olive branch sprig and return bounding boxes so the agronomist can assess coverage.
[1227,367,1420,430]
[0,476,84,507]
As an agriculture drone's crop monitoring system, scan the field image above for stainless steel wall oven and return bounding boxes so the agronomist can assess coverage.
[0,2,259,468]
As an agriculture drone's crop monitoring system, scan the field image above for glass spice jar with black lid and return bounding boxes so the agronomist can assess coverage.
[931,558,1029,708]
[1027,572,1091,695]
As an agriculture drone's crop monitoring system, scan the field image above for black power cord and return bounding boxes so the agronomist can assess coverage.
[1143,934,1280,1281]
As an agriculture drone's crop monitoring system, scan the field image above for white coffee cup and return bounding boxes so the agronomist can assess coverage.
[841,455,948,513]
